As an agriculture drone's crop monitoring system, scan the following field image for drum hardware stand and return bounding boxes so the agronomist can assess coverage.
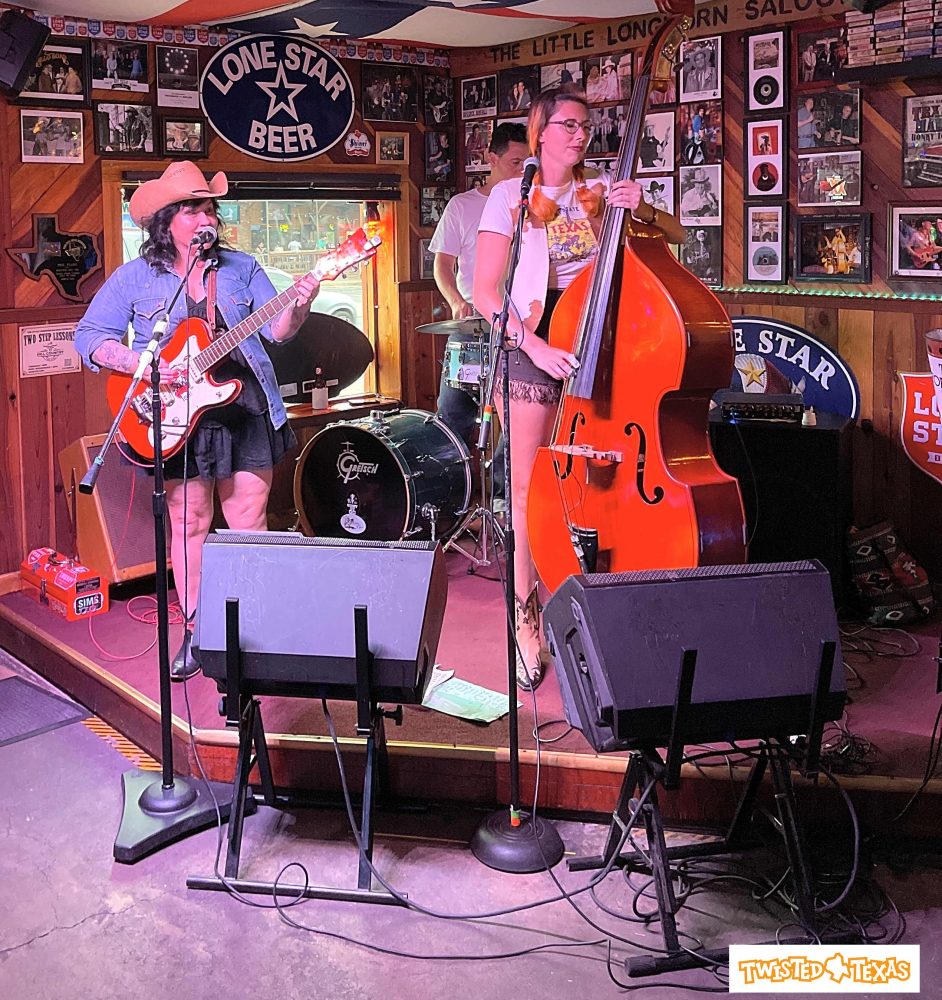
[443,417,505,570]
[470,169,565,873]
[81,250,234,863]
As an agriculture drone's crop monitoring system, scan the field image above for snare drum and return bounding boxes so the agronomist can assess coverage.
[443,337,490,399]
[294,409,471,542]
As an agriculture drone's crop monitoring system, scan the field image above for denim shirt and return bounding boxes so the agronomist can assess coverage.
[74,249,290,429]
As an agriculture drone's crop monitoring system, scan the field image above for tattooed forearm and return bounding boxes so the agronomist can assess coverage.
[91,340,139,374]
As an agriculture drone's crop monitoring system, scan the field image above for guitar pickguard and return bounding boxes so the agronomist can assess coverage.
[128,334,240,455]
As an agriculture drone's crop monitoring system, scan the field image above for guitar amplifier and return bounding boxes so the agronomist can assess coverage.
[718,392,804,423]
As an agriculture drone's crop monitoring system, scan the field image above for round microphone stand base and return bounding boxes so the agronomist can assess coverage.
[470,807,565,874]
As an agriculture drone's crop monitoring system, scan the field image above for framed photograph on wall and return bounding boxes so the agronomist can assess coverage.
[793,213,870,283]
[745,29,787,113]
[93,102,155,156]
[497,66,539,114]
[419,238,435,280]
[464,120,493,172]
[903,95,942,188]
[794,24,848,87]
[17,38,91,108]
[796,90,860,150]
[744,203,787,284]
[425,130,453,183]
[587,105,627,159]
[159,116,207,157]
[679,164,722,226]
[887,204,942,278]
[361,65,419,122]
[91,40,148,92]
[423,73,453,126]
[678,100,722,166]
[155,45,199,109]
[640,175,675,216]
[420,187,453,228]
[797,150,862,207]
[584,53,632,104]
[461,74,496,120]
[376,131,409,164]
[19,109,84,163]
[540,61,583,91]
[679,36,721,103]
[636,110,674,173]
[681,225,722,286]
[745,117,786,197]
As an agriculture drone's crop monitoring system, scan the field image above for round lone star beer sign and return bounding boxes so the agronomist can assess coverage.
[201,35,354,162]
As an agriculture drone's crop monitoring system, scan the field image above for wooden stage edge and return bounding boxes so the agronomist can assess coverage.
[1,579,940,836]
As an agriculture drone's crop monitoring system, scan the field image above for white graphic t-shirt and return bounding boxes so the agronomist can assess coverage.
[478,176,608,289]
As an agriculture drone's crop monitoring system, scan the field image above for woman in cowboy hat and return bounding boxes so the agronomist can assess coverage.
[75,161,319,681]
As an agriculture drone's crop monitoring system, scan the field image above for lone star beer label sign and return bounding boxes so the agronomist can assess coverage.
[201,35,354,162]
[899,372,942,486]
[731,316,860,419]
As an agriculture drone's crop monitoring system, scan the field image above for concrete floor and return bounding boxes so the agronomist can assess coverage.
[2,664,941,1000]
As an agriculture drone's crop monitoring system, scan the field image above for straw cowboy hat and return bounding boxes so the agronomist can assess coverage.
[129,160,227,227]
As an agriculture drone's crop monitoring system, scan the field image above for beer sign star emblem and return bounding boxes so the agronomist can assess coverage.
[899,371,942,485]
[201,34,354,162]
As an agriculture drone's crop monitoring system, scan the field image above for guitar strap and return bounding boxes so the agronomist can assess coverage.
[205,265,219,337]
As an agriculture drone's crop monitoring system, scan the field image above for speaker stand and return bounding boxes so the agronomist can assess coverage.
[187,601,407,906]
[565,646,837,976]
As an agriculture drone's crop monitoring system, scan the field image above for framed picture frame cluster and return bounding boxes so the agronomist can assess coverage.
[676,35,723,287]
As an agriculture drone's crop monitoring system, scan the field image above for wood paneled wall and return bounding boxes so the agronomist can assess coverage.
[4,18,942,582]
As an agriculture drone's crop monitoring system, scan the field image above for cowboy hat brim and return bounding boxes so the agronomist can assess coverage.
[129,160,228,227]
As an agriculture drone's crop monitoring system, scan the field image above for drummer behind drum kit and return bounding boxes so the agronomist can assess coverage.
[291,314,503,563]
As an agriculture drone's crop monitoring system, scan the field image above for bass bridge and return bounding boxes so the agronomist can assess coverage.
[551,443,623,464]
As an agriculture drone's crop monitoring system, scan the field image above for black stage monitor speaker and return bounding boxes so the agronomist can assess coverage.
[193,532,447,704]
[0,11,51,96]
[543,561,845,753]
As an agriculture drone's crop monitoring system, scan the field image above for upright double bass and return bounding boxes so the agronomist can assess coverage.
[528,11,747,592]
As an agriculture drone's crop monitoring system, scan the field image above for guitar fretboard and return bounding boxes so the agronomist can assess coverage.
[194,283,308,374]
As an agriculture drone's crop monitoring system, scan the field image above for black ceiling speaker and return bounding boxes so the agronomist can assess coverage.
[0,10,51,97]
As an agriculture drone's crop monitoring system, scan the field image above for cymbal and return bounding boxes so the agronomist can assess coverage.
[416,316,490,338]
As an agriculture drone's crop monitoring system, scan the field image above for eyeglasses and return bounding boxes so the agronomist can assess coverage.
[547,119,594,136]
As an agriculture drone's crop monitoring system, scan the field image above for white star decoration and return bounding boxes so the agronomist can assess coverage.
[256,63,307,122]
[292,18,343,38]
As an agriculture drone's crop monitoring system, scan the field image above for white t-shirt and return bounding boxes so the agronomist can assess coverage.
[428,187,489,304]
[478,177,608,289]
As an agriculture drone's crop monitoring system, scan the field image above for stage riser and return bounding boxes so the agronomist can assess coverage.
[2,606,939,838]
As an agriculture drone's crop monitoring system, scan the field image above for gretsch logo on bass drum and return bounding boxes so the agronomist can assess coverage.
[337,441,379,483]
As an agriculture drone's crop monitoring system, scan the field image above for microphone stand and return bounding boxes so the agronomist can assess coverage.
[470,181,565,874]
[82,241,234,863]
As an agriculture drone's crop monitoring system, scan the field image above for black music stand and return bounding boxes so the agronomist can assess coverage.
[186,532,447,904]
[543,561,847,975]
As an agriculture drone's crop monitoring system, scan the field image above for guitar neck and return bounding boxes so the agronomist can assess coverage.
[193,278,314,375]
[192,231,379,375]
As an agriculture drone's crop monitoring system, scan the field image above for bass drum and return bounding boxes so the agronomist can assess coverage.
[294,409,471,542]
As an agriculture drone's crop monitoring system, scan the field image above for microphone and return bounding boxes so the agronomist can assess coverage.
[190,226,217,246]
[520,157,539,199]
